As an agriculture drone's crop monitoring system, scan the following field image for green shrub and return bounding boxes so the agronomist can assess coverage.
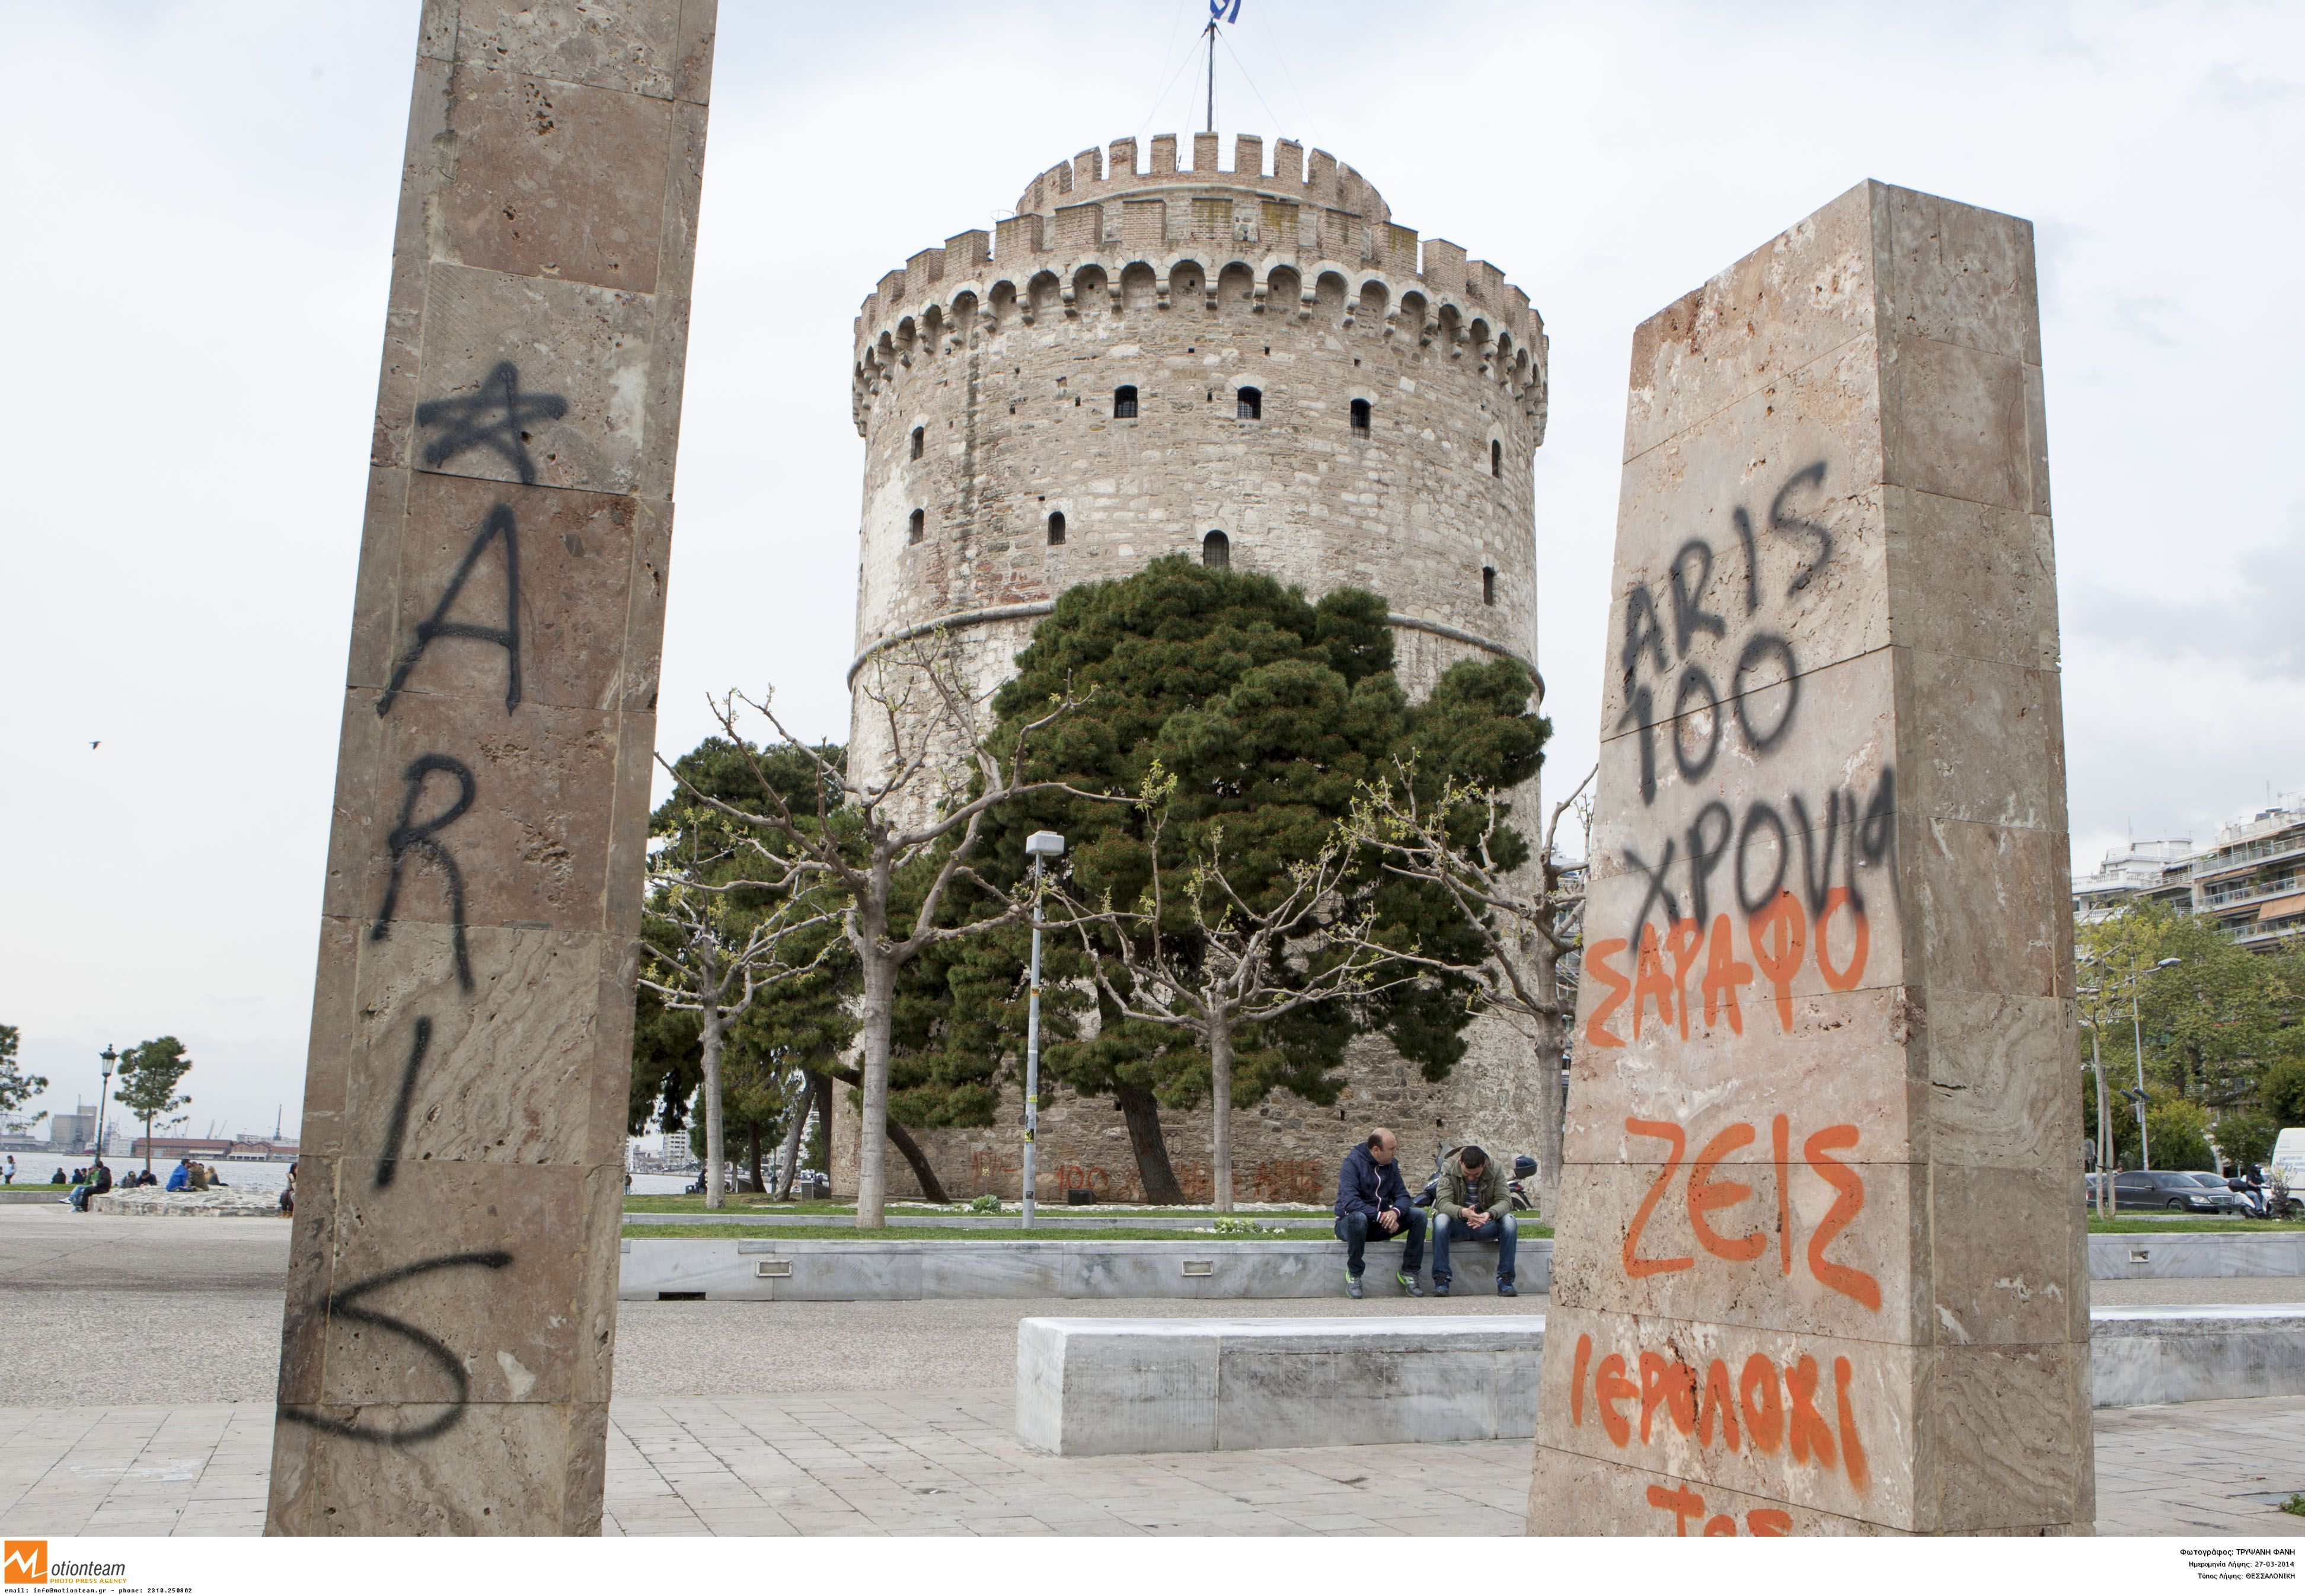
[967,1193,1002,1214]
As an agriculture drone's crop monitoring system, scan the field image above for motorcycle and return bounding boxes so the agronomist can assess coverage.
[1415,1147,1539,1214]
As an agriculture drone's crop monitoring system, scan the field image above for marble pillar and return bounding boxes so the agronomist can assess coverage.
[1527,181,2091,1536]
[267,0,714,1535]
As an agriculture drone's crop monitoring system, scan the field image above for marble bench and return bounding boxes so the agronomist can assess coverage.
[1015,1305,2305,1455]
[1016,1315,1547,1455]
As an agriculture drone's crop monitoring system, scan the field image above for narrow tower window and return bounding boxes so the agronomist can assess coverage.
[1202,530,1230,568]
[1350,398,1371,437]
[910,426,924,461]
[908,509,925,544]
[1113,385,1139,419]
[1236,386,1263,420]
[1483,566,1497,607]
[1047,510,1067,546]
[1491,439,1502,478]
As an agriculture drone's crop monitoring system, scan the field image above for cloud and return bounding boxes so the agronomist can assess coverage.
[2070,532,2305,682]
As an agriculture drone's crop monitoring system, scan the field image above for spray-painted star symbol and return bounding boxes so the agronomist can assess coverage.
[414,361,569,485]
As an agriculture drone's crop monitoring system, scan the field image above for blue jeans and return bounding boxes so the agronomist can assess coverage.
[1335,1206,1426,1277]
[1431,1212,1517,1285]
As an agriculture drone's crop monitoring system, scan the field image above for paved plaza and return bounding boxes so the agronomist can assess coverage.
[5,1208,2305,1536]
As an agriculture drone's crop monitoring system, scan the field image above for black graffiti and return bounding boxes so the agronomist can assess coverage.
[414,361,567,486]
[277,1250,515,1447]
[371,754,477,992]
[1731,633,1800,753]
[376,505,523,717]
[373,1016,432,1190]
[1623,765,1898,945]
[1732,507,1761,615]
[1666,540,1726,656]
[1770,461,1832,596]
[1672,666,1720,782]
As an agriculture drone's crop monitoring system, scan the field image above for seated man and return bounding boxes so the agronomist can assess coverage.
[1429,1144,1519,1297]
[1333,1127,1426,1299]
[165,1157,192,1192]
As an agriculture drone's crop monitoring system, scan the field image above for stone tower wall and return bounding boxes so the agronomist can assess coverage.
[835,133,1553,1203]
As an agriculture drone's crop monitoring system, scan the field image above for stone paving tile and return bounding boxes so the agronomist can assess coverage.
[8,1393,2305,1535]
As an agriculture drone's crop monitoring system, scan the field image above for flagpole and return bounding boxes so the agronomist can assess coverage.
[1204,18,1215,133]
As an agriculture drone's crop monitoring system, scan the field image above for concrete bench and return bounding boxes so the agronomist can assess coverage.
[2089,1230,2305,1280]
[618,1235,1538,1301]
[1014,1305,2305,1456]
[1017,1316,1546,1455]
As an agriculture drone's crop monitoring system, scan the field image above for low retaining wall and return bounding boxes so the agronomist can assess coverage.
[1015,1306,2305,1456]
[619,1236,1535,1301]
[2089,1230,2305,1279]
[622,1230,2305,1300]
[1018,1316,1544,1455]
[88,1189,283,1218]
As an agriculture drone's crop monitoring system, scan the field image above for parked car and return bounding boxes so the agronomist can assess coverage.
[2109,1170,2251,1214]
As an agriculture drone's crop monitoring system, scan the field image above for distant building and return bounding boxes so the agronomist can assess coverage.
[662,1130,693,1169]
[46,1103,100,1153]
[129,1135,299,1163]
[2074,801,2305,952]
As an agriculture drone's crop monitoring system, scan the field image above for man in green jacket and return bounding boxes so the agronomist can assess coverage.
[1429,1144,1518,1296]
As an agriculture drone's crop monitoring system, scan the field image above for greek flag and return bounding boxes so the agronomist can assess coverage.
[1210,0,1241,21]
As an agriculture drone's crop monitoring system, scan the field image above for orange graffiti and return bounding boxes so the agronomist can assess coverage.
[1834,1355,1869,1492]
[1632,925,1677,1040]
[1815,886,1869,991]
[1802,1123,1881,1311]
[1586,938,1632,1047]
[1621,1119,1694,1279]
[1687,1123,1766,1263]
[1703,1514,1738,1536]
[1696,1358,1741,1451]
[1570,1333,1592,1429]
[1595,1354,1636,1447]
[1748,890,1806,1030]
[1646,1482,1706,1536]
[1699,912,1752,1034]
[1665,917,1705,1040]
[1739,1354,1784,1453]
[1638,1352,1698,1444]
[1785,1355,1837,1470]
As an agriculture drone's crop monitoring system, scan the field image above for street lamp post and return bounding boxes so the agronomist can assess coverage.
[1021,831,1065,1230]
[95,1045,118,1170]
[2129,956,2181,1171]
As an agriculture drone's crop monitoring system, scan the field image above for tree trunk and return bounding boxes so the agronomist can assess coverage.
[1532,931,1567,1221]
[855,954,898,1227]
[808,1070,832,1177]
[1115,1083,1185,1204]
[1209,1019,1234,1213]
[746,1120,762,1193]
[772,1072,810,1200]
[699,1003,726,1211]
[829,1064,950,1204]
[885,1121,950,1204]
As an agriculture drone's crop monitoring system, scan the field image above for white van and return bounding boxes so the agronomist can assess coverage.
[2269,1128,2305,1190]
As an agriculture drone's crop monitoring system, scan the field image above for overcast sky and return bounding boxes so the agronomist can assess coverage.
[2,0,2298,1141]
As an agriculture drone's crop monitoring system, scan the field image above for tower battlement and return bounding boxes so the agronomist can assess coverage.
[852,133,1543,436]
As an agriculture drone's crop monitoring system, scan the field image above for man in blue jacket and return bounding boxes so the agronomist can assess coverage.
[1333,1128,1426,1298]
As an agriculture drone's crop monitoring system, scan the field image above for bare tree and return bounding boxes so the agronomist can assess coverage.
[1340,762,1593,1215]
[673,637,1109,1227]
[1062,771,1422,1212]
[638,818,841,1210]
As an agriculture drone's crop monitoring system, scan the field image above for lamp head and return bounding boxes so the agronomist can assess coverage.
[1025,831,1066,858]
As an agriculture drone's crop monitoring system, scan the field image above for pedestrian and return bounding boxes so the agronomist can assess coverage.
[3,1153,14,1185]
[1428,1144,1519,1297]
[279,1160,297,1218]
[1333,1127,1426,1299]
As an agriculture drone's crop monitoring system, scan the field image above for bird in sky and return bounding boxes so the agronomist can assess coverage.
[90,740,100,749]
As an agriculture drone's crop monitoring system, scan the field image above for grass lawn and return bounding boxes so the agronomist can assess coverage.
[2086,1216,2305,1233]
[621,1221,1557,1242]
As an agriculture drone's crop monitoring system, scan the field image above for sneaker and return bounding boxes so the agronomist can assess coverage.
[1498,1281,1518,1298]
[1433,1280,1451,1297]
[1396,1271,1423,1297]
[1346,1274,1364,1300]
